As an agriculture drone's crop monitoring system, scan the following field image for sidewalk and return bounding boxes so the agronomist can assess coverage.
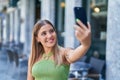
[0,50,27,80]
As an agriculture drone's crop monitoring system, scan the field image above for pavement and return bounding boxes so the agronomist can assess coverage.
[0,49,27,80]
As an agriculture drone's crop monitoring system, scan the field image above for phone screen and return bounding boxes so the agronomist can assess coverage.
[74,7,87,27]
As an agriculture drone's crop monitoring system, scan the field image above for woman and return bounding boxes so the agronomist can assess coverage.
[27,19,91,80]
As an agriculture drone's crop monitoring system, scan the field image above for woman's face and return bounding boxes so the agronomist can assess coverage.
[36,24,57,48]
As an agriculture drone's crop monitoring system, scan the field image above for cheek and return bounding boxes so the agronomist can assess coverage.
[39,37,45,43]
[37,35,44,43]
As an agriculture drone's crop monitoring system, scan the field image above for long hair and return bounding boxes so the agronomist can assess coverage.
[29,20,63,72]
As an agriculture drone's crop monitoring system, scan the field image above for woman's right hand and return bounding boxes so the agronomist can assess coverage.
[74,19,91,47]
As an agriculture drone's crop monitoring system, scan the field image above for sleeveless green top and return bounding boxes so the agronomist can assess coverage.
[32,58,70,80]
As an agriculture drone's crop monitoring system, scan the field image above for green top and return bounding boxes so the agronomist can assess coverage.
[32,59,70,80]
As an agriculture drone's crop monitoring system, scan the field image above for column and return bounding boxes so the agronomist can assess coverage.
[9,11,15,42]
[20,0,25,43]
[0,18,2,43]
[21,0,35,56]
[5,13,10,43]
[2,15,6,44]
[41,0,55,25]
[106,0,120,80]
[64,0,82,48]
[14,8,21,44]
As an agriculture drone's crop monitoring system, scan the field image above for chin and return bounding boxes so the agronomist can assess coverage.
[45,40,57,47]
[48,44,55,47]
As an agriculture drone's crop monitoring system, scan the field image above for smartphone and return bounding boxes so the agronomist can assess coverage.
[74,7,87,27]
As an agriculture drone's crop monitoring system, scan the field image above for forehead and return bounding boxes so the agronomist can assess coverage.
[39,24,53,32]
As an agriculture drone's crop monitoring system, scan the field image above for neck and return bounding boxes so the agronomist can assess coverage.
[44,47,53,54]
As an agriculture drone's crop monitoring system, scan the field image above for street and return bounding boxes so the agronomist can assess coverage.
[0,49,27,80]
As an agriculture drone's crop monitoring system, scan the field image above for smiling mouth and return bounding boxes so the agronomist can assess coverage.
[47,39,55,43]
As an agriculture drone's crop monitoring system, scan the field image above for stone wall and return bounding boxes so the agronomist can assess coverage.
[106,0,120,80]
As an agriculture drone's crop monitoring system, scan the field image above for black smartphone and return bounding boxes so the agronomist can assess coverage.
[74,7,87,27]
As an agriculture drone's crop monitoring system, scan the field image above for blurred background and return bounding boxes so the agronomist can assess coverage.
[0,0,119,80]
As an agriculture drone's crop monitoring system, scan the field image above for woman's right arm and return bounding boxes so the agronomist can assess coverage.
[27,55,34,80]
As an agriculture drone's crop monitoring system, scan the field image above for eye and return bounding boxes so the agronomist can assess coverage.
[49,29,54,33]
[41,31,46,36]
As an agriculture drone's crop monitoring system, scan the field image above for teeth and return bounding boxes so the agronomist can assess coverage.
[47,39,53,42]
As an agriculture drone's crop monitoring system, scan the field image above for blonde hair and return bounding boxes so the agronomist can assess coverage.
[29,20,64,72]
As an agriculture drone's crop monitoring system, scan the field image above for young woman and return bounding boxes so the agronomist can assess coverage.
[27,19,91,80]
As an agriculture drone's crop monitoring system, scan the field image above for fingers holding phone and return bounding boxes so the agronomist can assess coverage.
[74,19,91,46]
[74,7,91,45]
